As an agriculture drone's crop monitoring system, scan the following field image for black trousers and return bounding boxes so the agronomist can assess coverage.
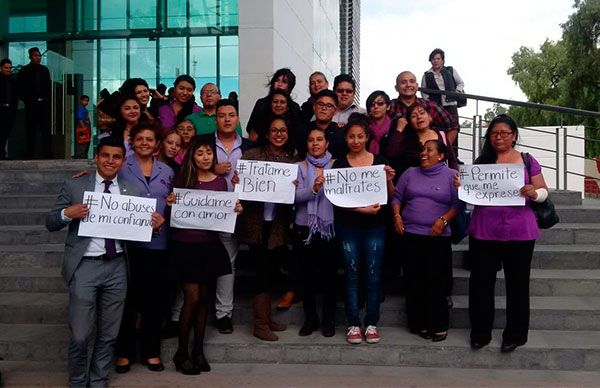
[403,232,451,334]
[24,100,51,159]
[0,106,16,158]
[116,248,168,360]
[292,225,338,324]
[468,237,535,345]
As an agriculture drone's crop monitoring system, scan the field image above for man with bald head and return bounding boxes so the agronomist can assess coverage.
[186,82,242,135]
[388,71,457,143]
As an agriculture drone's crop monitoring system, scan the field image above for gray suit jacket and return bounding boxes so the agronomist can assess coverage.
[45,173,139,285]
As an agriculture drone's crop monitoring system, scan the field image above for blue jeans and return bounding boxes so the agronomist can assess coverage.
[337,223,385,327]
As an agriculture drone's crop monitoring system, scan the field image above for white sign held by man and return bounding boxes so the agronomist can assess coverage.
[170,188,239,233]
[235,160,298,204]
[324,165,387,208]
[458,164,525,206]
[78,191,157,242]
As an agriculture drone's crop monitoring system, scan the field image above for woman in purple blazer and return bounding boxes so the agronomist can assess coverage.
[114,121,174,373]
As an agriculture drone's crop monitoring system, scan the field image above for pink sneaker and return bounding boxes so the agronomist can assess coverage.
[364,325,381,344]
[346,326,362,344]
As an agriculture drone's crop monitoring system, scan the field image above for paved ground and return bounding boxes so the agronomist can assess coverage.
[2,361,600,387]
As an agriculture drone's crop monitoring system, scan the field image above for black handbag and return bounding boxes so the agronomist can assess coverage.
[522,153,559,229]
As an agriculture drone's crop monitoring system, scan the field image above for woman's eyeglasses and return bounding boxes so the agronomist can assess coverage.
[370,101,387,108]
[490,131,514,139]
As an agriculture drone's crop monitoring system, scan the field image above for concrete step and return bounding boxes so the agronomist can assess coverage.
[0,169,89,182]
[2,290,599,331]
[538,224,600,245]
[3,361,600,388]
[0,195,57,209]
[453,268,600,297]
[555,200,600,223]
[0,225,67,244]
[549,190,582,206]
[0,182,64,195]
[0,160,95,170]
[0,268,66,292]
[0,209,47,225]
[1,242,600,271]
[1,324,599,371]
[0,244,63,268]
[453,245,600,270]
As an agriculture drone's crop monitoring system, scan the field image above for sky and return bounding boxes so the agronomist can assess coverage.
[359,0,576,118]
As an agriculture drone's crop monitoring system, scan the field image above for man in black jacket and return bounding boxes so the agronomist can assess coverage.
[0,58,18,160]
[17,47,52,159]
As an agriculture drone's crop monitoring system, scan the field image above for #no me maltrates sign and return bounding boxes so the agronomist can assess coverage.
[170,188,239,233]
[323,165,387,208]
[458,164,525,206]
[78,191,157,242]
[234,160,298,204]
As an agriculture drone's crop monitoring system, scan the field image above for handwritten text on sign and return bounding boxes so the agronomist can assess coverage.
[78,191,157,242]
[235,160,298,204]
[170,188,238,233]
[324,165,387,208]
[458,164,525,206]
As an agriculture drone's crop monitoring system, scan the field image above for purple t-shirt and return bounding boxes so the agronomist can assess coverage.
[159,102,201,130]
[170,175,227,243]
[392,163,460,236]
[467,155,542,241]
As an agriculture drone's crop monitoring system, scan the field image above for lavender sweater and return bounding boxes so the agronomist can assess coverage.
[392,163,460,237]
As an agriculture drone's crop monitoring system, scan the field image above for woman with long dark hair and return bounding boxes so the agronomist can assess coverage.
[168,136,241,374]
[159,75,200,130]
[467,114,548,352]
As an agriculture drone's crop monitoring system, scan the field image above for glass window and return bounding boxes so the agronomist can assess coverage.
[9,42,47,67]
[159,37,187,88]
[219,35,238,95]
[130,39,157,84]
[220,0,238,27]
[9,15,47,33]
[100,0,127,30]
[79,0,97,31]
[189,0,217,28]
[167,0,187,28]
[189,36,216,80]
[130,0,157,29]
[72,40,98,104]
[99,39,127,92]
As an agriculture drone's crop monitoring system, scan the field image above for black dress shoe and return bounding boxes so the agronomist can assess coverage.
[114,362,130,374]
[501,342,520,353]
[431,331,447,342]
[418,330,432,340]
[191,351,211,372]
[216,316,233,334]
[470,339,490,350]
[173,352,200,375]
[321,322,335,338]
[299,319,320,336]
[143,359,165,372]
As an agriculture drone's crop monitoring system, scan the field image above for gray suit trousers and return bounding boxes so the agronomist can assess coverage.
[68,256,127,388]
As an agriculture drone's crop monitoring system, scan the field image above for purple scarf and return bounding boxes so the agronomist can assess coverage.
[368,116,391,154]
[305,151,335,243]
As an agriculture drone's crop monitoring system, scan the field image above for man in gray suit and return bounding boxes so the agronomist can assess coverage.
[46,136,153,387]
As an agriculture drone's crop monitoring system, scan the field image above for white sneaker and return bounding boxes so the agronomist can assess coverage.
[346,326,362,344]
[364,325,381,344]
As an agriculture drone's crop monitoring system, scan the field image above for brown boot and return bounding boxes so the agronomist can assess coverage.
[252,293,278,341]
[268,298,287,332]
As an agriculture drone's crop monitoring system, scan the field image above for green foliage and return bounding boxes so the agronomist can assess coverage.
[507,0,600,157]
[484,103,508,122]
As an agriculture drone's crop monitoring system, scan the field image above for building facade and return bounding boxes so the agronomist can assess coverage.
[0,0,357,157]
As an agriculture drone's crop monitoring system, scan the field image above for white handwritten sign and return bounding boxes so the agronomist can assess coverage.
[170,188,238,233]
[235,160,298,204]
[78,192,156,242]
[458,164,525,206]
[324,165,387,208]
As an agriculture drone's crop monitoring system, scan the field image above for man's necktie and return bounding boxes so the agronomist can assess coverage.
[102,180,117,258]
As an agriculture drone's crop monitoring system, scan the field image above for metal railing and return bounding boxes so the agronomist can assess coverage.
[419,88,600,195]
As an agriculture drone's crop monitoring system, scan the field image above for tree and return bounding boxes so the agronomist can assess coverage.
[483,103,508,122]
[507,0,600,156]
